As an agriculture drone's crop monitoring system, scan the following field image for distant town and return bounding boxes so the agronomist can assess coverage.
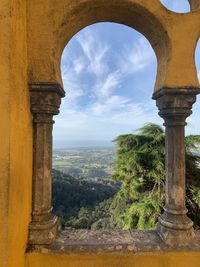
[53,147,116,182]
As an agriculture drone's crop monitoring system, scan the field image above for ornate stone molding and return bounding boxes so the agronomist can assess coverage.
[153,87,200,246]
[28,83,65,246]
[29,83,65,115]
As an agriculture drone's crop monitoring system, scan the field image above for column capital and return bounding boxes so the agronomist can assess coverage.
[29,83,65,115]
[153,87,200,126]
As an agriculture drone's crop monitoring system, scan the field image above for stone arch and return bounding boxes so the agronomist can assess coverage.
[59,4,171,92]
[27,0,200,248]
[28,0,200,92]
[28,0,172,92]
[57,22,159,147]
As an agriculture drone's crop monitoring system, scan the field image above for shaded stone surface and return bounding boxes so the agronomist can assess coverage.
[29,230,200,254]
[153,87,200,246]
[29,83,65,245]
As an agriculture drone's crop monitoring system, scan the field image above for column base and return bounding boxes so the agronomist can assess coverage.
[157,212,195,247]
[29,214,58,246]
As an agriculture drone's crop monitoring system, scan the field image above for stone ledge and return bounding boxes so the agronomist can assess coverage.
[27,230,200,254]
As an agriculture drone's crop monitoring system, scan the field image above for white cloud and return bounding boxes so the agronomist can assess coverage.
[119,38,155,75]
[56,25,159,145]
[90,95,130,116]
[61,66,84,106]
[94,70,122,97]
[54,100,162,144]
[77,29,109,77]
[73,57,85,75]
[186,97,200,135]
[111,103,160,126]
[55,109,89,130]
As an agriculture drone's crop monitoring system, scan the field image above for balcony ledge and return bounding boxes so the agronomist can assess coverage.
[28,229,200,254]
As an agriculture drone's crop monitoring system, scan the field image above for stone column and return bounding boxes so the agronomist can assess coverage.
[188,0,200,11]
[28,83,65,246]
[153,87,200,246]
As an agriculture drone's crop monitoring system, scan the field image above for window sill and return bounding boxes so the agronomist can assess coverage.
[28,230,200,254]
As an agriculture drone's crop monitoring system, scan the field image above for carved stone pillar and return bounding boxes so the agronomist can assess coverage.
[153,87,200,246]
[29,83,65,246]
[188,0,200,11]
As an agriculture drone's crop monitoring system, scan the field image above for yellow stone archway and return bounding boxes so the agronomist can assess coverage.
[1,1,200,267]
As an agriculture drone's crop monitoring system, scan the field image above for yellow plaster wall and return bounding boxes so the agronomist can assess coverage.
[0,0,33,267]
[0,1,12,265]
[0,1,200,267]
[27,0,200,92]
[25,252,200,267]
[8,0,33,266]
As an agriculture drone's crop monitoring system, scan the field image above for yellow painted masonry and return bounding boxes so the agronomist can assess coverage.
[25,252,200,267]
[0,0,32,267]
[0,0,200,267]
[27,0,200,91]
[8,0,33,265]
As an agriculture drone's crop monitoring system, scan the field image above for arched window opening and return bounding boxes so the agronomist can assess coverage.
[160,0,191,13]
[52,22,167,231]
[27,1,200,249]
[195,39,200,84]
[183,38,200,228]
[187,39,200,136]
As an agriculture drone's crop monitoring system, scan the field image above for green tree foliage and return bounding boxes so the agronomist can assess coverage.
[112,123,200,230]
[66,199,113,230]
[52,169,118,228]
[53,124,200,230]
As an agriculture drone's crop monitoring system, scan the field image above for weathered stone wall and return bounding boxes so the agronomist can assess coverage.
[0,1,33,267]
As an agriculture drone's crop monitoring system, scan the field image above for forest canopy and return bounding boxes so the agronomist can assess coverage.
[53,124,200,230]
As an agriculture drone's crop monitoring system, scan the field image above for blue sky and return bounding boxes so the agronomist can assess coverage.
[53,0,200,148]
